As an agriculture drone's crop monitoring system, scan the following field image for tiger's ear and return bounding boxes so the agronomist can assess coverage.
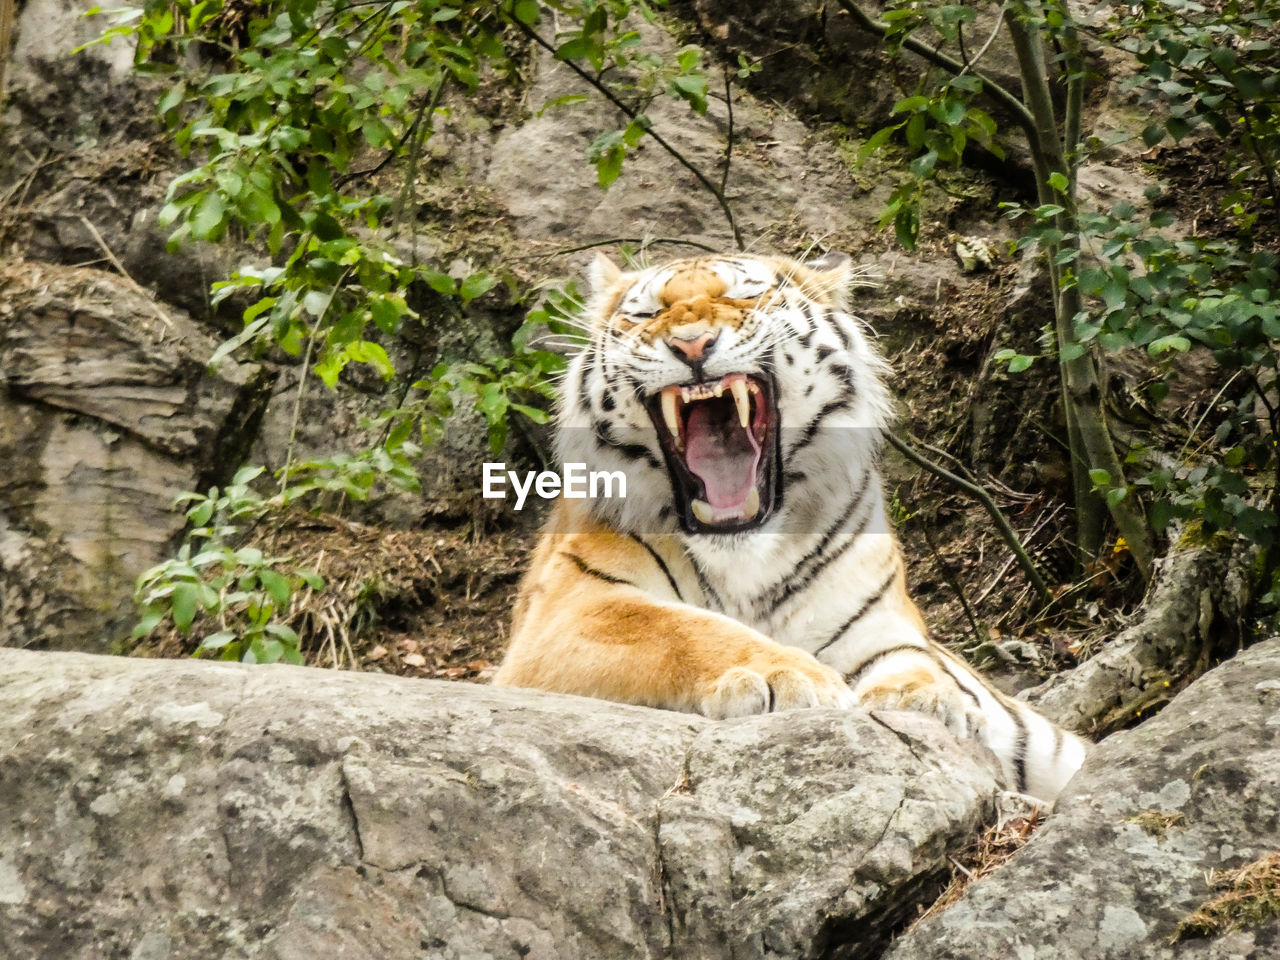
[801,251,854,310]
[588,252,623,293]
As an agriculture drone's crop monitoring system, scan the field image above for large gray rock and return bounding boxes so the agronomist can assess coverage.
[0,648,1002,959]
[0,262,272,651]
[885,637,1280,960]
[481,20,886,256]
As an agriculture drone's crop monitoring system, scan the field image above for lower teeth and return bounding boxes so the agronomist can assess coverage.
[691,489,762,525]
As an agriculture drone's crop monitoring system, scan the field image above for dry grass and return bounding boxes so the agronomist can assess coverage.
[909,797,1045,930]
[1174,852,1280,942]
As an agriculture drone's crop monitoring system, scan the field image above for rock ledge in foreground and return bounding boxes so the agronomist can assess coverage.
[0,649,1000,960]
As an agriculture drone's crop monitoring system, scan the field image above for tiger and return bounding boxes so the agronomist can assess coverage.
[493,250,1088,802]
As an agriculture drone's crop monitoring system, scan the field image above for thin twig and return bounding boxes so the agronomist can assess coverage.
[1177,370,1242,464]
[0,0,14,115]
[280,270,350,498]
[921,509,984,641]
[391,76,449,225]
[78,215,175,329]
[887,428,1055,608]
[504,13,744,250]
[974,503,1061,606]
[0,148,53,212]
[956,2,1008,77]
[719,65,734,198]
[529,236,722,259]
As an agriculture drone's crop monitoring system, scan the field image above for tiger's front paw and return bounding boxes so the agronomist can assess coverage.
[700,657,856,720]
[854,664,987,740]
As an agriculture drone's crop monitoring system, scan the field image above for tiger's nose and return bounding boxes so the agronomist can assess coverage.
[666,330,719,363]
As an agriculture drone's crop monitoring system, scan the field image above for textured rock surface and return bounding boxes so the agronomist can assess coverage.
[480,20,885,256]
[1025,543,1253,734]
[885,637,1280,960]
[0,263,272,651]
[0,649,1001,960]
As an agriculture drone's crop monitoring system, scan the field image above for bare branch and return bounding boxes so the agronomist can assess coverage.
[886,429,1055,608]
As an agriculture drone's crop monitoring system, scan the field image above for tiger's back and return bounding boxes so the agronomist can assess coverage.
[495,251,1087,802]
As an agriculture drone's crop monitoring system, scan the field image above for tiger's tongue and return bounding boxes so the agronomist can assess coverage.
[684,400,761,509]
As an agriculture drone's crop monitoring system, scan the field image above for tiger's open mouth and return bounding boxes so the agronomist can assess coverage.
[645,373,781,533]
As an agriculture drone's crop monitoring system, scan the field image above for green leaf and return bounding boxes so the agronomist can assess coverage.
[370,298,403,335]
[1106,486,1129,509]
[512,0,540,24]
[477,382,508,418]
[423,269,456,296]
[187,498,215,527]
[622,117,649,147]
[929,98,965,127]
[258,569,291,606]
[891,95,929,114]
[670,73,709,114]
[510,402,551,424]
[857,124,901,165]
[1060,342,1086,362]
[1148,334,1191,355]
[172,582,201,633]
[345,341,395,379]
[191,190,225,239]
[460,272,497,303]
[893,201,919,250]
[537,93,589,116]
[298,569,325,590]
[1141,124,1166,147]
[201,630,236,650]
[596,143,626,188]
[1047,171,1069,193]
[265,623,299,643]
[1088,469,1112,488]
[1165,117,1191,141]
[909,150,938,178]
[1007,354,1034,373]
[132,608,163,639]
[157,81,186,117]
[235,546,264,566]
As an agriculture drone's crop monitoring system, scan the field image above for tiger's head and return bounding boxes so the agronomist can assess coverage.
[556,252,892,536]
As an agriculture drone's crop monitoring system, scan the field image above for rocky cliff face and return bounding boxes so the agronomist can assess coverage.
[0,259,272,651]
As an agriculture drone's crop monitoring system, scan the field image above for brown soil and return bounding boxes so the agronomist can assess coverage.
[1152,138,1280,249]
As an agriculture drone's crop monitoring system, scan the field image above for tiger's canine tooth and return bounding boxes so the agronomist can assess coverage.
[730,379,751,428]
[661,387,681,440]
[691,499,715,525]
[743,487,760,519]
